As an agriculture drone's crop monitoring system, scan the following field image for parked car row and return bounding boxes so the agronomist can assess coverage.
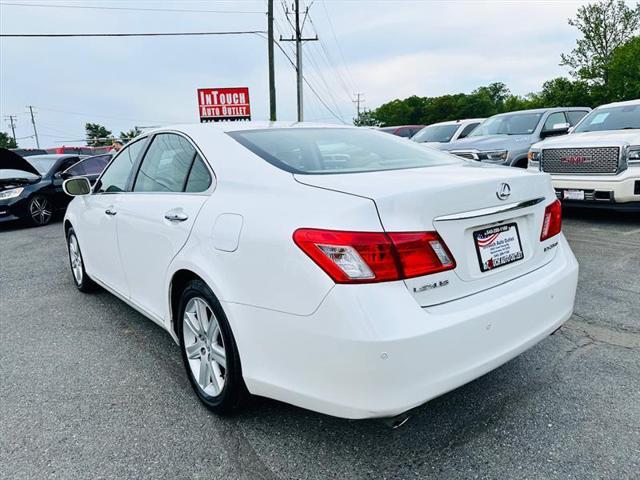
[382,99,639,210]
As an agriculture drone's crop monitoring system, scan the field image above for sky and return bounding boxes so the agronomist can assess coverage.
[0,0,620,148]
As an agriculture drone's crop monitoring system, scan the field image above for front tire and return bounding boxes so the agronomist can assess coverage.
[66,228,97,292]
[178,279,248,414]
[28,195,53,226]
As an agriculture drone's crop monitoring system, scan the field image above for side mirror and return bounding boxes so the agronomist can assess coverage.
[63,176,91,196]
[541,122,570,138]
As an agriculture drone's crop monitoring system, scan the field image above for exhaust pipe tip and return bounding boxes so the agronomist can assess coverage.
[381,413,411,429]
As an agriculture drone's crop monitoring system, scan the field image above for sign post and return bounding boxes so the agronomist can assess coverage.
[197,87,251,122]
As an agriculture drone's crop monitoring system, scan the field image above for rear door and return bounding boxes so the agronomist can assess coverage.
[116,132,213,319]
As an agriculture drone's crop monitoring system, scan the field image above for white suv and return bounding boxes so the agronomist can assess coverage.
[528,99,640,210]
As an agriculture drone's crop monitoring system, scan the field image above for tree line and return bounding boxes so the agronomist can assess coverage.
[355,0,640,127]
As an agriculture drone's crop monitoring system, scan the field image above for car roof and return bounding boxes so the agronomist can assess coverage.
[144,121,357,137]
[493,107,590,117]
[26,154,83,161]
[426,118,485,127]
[595,99,640,109]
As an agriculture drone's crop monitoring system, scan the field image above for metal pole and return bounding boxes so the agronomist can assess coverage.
[6,115,17,145]
[295,0,303,122]
[268,0,276,121]
[27,106,40,148]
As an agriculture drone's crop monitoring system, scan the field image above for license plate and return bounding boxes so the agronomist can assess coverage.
[563,189,585,200]
[473,223,524,272]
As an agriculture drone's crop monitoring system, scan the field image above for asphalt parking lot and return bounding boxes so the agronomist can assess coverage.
[1,209,638,480]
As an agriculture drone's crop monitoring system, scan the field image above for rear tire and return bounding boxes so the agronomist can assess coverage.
[66,228,97,292]
[178,279,248,414]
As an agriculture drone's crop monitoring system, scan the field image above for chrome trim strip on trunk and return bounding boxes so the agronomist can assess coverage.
[434,197,545,221]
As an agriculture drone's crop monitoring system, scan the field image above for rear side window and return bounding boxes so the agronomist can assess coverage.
[185,155,212,192]
[133,133,210,193]
[543,112,567,130]
[97,139,145,193]
[567,111,589,126]
[65,155,110,176]
[458,122,480,139]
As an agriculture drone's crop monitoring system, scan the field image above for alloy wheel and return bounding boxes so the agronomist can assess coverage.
[68,234,83,285]
[182,297,227,396]
[30,196,52,225]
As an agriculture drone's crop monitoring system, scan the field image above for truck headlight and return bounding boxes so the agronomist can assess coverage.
[480,150,508,162]
[528,151,540,169]
[628,146,640,165]
[0,187,24,200]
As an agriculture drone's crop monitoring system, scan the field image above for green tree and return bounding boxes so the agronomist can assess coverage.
[529,77,595,108]
[120,127,142,142]
[85,123,113,147]
[560,0,640,85]
[0,131,18,149]
[606,36,640,100]
[353,110,381,127]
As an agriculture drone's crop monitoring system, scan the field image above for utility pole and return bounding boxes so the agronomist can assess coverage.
[281,0,318,122]
[353,93,364,117]
[5,115,17,145]
[267,0,276,121]
[27,105,40,148]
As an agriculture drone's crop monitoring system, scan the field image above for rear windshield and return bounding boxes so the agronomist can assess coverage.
[228,128,459,174]
[573,104,640,133]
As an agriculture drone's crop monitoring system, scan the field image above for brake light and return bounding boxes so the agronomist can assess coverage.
[540,199,562,241]
[293,229,456,284]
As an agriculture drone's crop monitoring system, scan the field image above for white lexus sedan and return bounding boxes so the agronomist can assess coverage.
[63,122,578,420]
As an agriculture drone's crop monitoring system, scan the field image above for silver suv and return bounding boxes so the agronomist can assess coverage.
[436,107,591,168]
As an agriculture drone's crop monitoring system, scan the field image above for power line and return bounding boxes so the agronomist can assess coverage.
[280,0,318,121]
[259,32,346,123]
[0,2,265,14]
[0,30,267,38]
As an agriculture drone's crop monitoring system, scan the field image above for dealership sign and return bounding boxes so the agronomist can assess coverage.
[197,87,251,122]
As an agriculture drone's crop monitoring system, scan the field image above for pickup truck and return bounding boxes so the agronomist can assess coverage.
[437,107,591,168]
[528,99,640,211]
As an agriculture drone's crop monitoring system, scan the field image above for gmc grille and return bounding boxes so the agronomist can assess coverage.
[541,147,620,174]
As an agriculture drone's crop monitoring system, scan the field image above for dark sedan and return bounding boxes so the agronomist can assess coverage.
[0,150,85,226]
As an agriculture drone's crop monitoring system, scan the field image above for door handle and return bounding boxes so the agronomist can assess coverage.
[105,208,117,216]
[164,211,189,222]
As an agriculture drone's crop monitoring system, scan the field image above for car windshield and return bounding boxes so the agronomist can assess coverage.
[411,124,459,143]
[469,112,543,137]
[573,104,640,133]
[229,128,460,174]
[26,157,57,175]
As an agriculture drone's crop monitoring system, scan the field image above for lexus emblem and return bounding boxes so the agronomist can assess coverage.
[496,183,511,200]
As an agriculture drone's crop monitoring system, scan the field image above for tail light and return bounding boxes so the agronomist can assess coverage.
[540,199,562,241]
[293,229,456,284]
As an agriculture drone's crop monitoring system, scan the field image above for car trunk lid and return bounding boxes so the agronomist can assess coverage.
[295,162,557,306]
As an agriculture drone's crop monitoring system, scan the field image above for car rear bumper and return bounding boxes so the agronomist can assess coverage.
[225,234,578,419]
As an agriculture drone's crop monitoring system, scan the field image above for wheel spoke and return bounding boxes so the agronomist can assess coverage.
[209,361,222,394]
[198,357,210,387]
[186,342,202,359]
[195,299,209,334]
[207,321,219,344]
[210,344,226,369]
[184,311,201,336]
